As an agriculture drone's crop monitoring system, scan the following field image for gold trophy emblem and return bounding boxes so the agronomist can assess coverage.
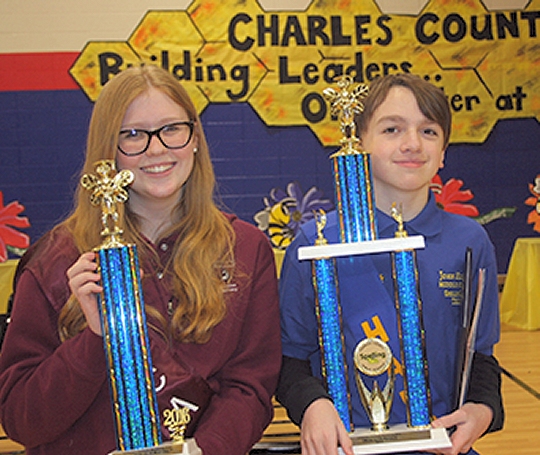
[353,338,395,432]
[163,407,192,445]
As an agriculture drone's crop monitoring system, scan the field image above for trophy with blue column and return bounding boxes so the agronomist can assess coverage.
[390,205,432,429]
[81,160,201,455]
[298,77,451,454]
[311,209,353,432]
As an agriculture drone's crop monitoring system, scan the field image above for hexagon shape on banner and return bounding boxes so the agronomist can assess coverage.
[188,0,264,43]
[439,68,497,143]
[193,42,269,103]
[259,0,312,11]
[128,10,209,111]
[128,10,204,64]
[414,0,497,68]
[248,46,336,140]
[373,0,430,15]
[69,41,141,102]
[481,0,530,10]
[477,40,540,124]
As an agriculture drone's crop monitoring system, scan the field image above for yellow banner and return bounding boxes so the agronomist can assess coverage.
[70,0,540,145]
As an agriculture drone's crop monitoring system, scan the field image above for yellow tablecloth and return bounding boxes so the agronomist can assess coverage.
[0,260,18,314]
[500,238,540,330]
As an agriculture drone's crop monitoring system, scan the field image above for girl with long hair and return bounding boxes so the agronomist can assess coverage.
[0,65,281,455]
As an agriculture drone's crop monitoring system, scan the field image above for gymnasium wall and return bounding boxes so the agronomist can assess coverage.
[0,0,539,272]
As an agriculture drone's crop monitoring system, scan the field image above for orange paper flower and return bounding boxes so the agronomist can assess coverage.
[525,175,540,233]
[0,191,30,262]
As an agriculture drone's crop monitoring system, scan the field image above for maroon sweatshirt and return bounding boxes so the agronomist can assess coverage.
[0,214,281,455]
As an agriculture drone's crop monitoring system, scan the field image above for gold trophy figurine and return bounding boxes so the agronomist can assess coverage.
[323,76,369,155]
[80,159,133,247]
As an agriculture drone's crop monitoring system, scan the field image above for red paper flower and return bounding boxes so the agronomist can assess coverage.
[525,175,540,233]
[430,175,480,217]
[0,191,30,262]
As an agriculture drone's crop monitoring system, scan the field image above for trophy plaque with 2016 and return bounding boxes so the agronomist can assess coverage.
[297,77,452,454]
[81,160,201,455]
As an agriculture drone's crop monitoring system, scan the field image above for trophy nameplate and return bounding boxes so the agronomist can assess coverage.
[341,425,451,455]
[109,440,201,455]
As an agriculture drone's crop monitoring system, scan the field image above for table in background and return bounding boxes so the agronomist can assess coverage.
[0,260,18,314]
[500,237,540,330]
[0,425,24,454]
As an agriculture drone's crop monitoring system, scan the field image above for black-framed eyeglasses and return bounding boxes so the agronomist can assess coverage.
[117,121,195,156]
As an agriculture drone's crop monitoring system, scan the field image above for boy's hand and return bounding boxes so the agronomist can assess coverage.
[429,402,492,455]
[301,398,353,455]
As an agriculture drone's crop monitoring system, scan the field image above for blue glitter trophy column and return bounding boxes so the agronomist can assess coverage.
[390,205,431,428]
[312,211,352,432]
[81,160,200,455]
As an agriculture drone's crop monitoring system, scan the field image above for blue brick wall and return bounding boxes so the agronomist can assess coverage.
[0,90,90,237]
[0,89,538,272]
[445,118,540,274]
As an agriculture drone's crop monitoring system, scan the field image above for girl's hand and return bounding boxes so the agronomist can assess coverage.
[67,252,103,336]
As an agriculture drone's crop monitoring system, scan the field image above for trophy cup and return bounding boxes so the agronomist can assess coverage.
[81,160,201,455]
[298,77,451,454]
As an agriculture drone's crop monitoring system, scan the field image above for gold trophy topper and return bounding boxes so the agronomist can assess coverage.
[314,209,328,247]
[323,75,369,156]
[80,160,134,248]
[391,203,409,239]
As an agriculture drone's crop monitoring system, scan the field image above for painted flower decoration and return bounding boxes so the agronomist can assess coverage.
[430,174,516,224]
[0,191,30,262]
[525,174,540,233]
[254,182,334,249]
[430,175,479,217]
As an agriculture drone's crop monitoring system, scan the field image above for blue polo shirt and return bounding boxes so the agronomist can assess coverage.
[280,193,500,435]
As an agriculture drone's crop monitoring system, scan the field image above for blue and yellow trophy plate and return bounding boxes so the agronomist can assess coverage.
[82,160,201,455]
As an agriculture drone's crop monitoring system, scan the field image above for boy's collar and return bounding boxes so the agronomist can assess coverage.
[377,192,443,239]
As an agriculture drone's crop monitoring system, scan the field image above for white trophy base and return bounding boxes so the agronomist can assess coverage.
[339,424,452,455]
[109,439,202,455]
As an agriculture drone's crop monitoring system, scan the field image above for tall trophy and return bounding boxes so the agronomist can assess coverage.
[81,160,201,455]
[298,77,451,454]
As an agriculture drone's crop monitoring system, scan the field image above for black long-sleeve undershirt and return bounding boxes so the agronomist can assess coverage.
[276,352,503,434]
